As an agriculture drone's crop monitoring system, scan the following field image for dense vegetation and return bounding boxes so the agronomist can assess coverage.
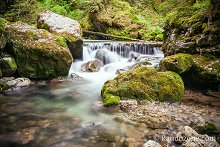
[0,0,216,41]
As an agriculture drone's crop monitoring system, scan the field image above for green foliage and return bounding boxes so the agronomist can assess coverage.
[51,5,67,15]
[199,122,218,134]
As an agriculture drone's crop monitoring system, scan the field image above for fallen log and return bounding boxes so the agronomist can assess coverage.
[83,30,140,41]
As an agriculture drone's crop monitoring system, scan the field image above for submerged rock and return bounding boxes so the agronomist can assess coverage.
[0,127,38,145]
[101,66,184,106]
[37,11,83,59]
[4,22,73,79]
[159,53,193,74]
[81,59,103,72]
[0,55,17,76]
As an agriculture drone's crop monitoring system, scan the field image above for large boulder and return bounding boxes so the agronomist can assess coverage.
[0,55,17,76]
[37,11,83,59]
[159,53,193,74]
[81,59,103,72]
[4,22,73,79]
[101,66,184,106]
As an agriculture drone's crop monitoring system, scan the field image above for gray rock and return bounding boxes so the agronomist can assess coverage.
[81,59,103,72]
[127,51,140,62]
[95,49,119,64]
[69,73,83,80]
[143,140,162,147]
[15,78,31,88]
[37,11,83,59]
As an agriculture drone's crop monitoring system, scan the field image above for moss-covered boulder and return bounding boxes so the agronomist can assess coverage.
[159,53,193,74]
[0,55,17,76]
[37,11,83,59]
[189,55,220,87]
[101,66,184,106]
[0,17,7,49]
[4,22,73,79]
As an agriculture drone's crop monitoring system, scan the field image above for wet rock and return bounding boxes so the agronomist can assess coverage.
[81,59,103,72]
[116,69,126,75]
[128,60,152,70]
[14,78,31,88]
[37,11,83,59]
[95,49,119,65]
[143,140,162,147]
[102,66,184,106]
[159,53,193,74]
[0,55,17,76]
[69,73,83,81]
[127,51,140,62]
[0,77,31,92]
[4,22,73,79]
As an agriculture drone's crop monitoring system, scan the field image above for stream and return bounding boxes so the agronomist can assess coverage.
[0,41,219,147]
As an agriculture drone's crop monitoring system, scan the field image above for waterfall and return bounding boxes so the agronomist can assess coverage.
[84,42,163,59]
[69,41,164,81]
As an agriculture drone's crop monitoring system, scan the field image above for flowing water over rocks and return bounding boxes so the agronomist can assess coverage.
[0,41,219,147]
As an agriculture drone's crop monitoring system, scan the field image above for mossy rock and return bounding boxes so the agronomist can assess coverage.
[4,22,73,79]
[0,55,17,76]
[37,11,83,59]
[199,122,218,135]
[0,80,10,92]
[0,17,7,49]
[190,55,220,85]
[101,66,184,106]
[159,53,193,74]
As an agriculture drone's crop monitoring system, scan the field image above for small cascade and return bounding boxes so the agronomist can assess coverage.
[84,42,163,58]
[69,41,164,81]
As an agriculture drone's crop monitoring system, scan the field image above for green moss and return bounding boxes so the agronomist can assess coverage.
[0,56,17,76]
[159,53,194,74]
[103,93,120,106]
[4,22,73,79]
[0,80,10,91]
[199,122,218,134]
[101,66,184,106]
[191,55,220,83]
[0,17,8,33]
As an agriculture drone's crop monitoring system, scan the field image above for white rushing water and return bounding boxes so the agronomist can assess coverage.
[66,41,164,121]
